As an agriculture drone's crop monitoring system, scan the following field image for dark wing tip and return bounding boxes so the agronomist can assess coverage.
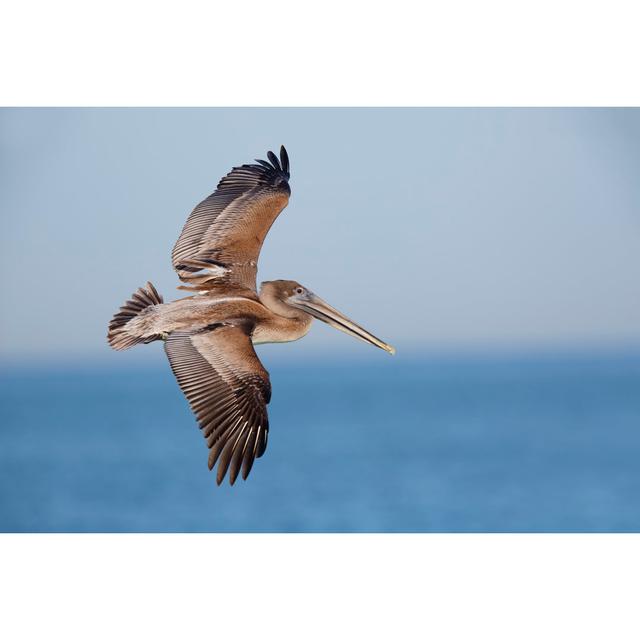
[218,147,291,195]
[266,150,281,172]
[260,146,289,177]
[280,145,290,176]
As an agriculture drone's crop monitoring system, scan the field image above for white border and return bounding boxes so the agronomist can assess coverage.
[1,534,639,639]
[1,1,640,105]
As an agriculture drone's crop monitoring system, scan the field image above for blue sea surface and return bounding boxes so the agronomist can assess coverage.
[1,352,639,532]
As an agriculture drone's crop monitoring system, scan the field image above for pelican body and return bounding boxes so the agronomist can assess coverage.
[108,147,394,485]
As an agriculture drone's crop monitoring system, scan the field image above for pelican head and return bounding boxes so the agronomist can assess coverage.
[259,280,396,355]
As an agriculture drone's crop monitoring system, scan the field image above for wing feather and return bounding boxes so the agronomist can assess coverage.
[172,146,291,292]
[164,323,271,485]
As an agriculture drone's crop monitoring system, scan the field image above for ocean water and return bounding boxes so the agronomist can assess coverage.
[1,352,639,532]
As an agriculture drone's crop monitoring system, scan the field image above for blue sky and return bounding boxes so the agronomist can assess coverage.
[1,108,640,361]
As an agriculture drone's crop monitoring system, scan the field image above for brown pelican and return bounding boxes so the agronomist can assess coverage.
[108,146,394,485]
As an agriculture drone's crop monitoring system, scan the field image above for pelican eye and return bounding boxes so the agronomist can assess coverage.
[295,287,304,295]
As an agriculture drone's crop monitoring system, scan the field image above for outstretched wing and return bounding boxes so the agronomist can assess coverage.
[172,146,291,292]
[164,322,271,485]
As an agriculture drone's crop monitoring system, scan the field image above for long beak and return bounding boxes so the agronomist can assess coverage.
[292,294,396,355]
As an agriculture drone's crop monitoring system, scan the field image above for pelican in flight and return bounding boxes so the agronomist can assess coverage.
[108,146,394,485]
